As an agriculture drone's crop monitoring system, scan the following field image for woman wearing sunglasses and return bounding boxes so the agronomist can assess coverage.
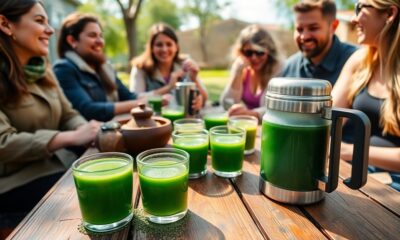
[220,25,282,120]
[332,0,400,191]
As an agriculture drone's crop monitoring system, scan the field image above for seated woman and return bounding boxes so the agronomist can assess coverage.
[332,0,400,191]
[220,25,282,120]
[53,12,142,122]
[0,0,100,228]
[130,23,208,111]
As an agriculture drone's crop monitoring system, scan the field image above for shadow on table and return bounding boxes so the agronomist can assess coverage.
[230,170,262,197]
[190,171,234,198]
[130,210,225,240]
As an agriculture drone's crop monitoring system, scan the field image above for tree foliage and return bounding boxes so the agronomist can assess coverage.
[78,1,127,60]
[136,0,181,55]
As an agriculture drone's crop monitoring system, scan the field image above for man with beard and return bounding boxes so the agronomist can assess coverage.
[280,0,357,85]
[53,12,141,122]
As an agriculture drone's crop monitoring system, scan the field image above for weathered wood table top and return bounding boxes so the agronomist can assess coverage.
[7,128,400,239]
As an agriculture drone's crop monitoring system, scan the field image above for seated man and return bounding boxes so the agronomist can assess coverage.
[280,0,357,86]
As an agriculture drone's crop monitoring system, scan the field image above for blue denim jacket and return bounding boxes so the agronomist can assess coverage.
[53,55,137,121]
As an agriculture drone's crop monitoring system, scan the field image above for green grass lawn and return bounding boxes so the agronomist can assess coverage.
[118,69,229,103]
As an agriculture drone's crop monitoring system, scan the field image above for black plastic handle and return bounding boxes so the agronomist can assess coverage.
[321,107,370,192]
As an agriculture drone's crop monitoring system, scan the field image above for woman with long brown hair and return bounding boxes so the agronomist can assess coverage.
[0,0,100,229]
[54,12,142,121]
[130,23,208,111]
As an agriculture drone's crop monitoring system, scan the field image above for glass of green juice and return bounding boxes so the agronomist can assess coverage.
[210,125,245,177]
[136,148,189,224]
[148,95,162,115]
[172,129,209,179]
[228,115,258,155]
[72,152,133,233]
[161,106,185,123]
[173,118,205,132]
[203,113,228,130]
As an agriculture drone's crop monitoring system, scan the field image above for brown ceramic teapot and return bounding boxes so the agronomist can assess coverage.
[96,104,172,155]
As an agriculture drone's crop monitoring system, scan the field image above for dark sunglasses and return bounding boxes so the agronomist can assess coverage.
[355,2,374,16]
[242,49,266,58]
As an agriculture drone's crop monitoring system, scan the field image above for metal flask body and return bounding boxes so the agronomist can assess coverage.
[259,78,370,205]
[175,81,198,117]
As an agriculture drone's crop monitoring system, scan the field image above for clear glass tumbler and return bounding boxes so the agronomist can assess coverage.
[172,129,209,178]
[72,152,133,233]
[210,125,245,177]
[173,118,205,132]
[136,148,189,224]
[228,115,258,155]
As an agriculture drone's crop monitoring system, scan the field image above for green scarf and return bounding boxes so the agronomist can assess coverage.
[24,57,46,83]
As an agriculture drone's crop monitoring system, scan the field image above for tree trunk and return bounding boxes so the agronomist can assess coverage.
[199,26,208,64]
[124,17,136,61]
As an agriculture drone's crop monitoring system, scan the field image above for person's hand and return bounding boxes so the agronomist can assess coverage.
[232,57,249,76]
[228,103,249,116]
[161,93,173,106]
[168,69,185,89]
[73,120,102,146]
[182,58,199,82]
[191,94,204,111]
[340,142,354,161]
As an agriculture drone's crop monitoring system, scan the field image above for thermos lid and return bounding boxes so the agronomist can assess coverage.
[176,82,196,89]
[265,77,332,113]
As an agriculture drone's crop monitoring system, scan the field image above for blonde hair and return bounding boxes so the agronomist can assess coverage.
[347,0,400,135]
[231,24,282,90]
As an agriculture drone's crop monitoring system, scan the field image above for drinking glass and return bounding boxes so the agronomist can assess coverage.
[137,148,189,224]
[172,129,209,178]
[72,152,133,233]
[203,113,228,130]
[210,125,245,177]
[161,106,185,123]
[173,118,205,132]
[228,115,258,155]
[148,95,162,115]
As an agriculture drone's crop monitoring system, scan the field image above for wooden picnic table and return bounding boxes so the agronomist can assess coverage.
[7,127,400,239]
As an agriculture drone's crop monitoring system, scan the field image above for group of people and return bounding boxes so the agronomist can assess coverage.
[0,0,399,232]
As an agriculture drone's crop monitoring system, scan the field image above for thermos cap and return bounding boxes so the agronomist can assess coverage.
[265,78,332,113]
[176,82,196,89]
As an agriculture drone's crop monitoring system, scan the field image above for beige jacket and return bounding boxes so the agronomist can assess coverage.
[0,78,86,193]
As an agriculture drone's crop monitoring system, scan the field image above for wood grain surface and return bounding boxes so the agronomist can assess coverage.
[7,127,400,240]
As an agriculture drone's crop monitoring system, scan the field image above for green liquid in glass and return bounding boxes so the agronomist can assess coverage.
[204,114,228,130]
[139,160,188,216]
[231,120,257,151]
[148,97,162,113]
[261,121,329,191]
[73,158,133,225]
[162,109,185,122]
[211,136,245,172]
[173,138,208,174]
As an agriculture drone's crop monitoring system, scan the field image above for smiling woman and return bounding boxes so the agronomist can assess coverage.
[53,12,142,121]
[220,24,282,121]
[0,0,101,232]
[130,23,208,112]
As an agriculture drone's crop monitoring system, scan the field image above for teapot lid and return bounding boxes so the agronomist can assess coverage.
[265,78,332,113]
[131,103,153,119]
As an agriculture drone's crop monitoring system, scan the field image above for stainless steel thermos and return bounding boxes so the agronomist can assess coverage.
[260,78,371,204]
